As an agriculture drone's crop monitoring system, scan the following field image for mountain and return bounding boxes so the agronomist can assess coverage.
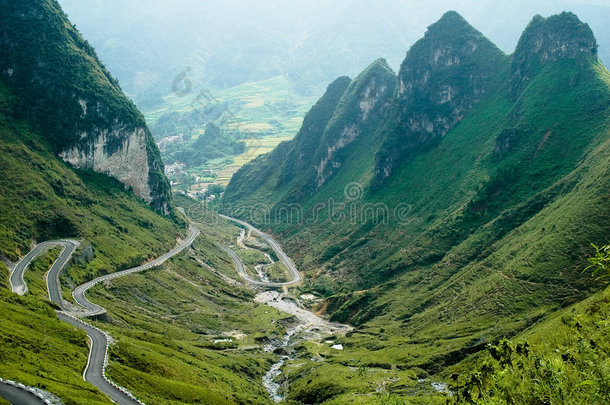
[509,11,598,96]
[0,2,303,403]
[374,11,507,184]
[223,11,610,401]
[226,58,396,207]
[0,0,170,213]
[54,0,610,197]
[55,0,610,102]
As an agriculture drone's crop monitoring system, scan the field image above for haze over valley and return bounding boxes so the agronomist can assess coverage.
[1,1,610,404]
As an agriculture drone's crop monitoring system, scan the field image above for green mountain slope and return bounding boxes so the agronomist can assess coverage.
[0,2,294,403]
[222,11,610,402]
[225,58,396,209]
[374,11,508,185]
[0,0,170,211]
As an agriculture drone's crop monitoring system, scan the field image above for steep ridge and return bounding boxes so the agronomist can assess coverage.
[222,11,610,399]
[509,11,598,97]
[374,11,507,184]
[224,75,352,206]
[224,58,396,209]
[0,0,170,212]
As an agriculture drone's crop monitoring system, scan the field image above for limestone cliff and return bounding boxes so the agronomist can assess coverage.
[510,12,598,97]
[59,127,152,203]
[312,59,396,190]
[374,11,507,185]
[0,0,170,213]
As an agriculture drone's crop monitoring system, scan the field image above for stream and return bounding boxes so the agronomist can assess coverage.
[255,291,352,402]
[229,225,352,402]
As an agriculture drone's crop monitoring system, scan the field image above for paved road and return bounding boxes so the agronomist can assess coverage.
[56,313,143,405]
[9,240,79,299]
[6,221,200,405]
[0,380,46,405]
[72,225,200,316]
[219,215,301,286]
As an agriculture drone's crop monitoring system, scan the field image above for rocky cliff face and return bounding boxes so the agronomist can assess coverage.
[374,11,507,184]
[509,12,598,97]
[278,76,352,192]
[0,0,170,213]
[59,126,152,203]
[313,59,395,189]
[224,61,396,207]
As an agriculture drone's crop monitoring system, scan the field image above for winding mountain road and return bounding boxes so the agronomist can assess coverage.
[72,225,200,316]
[5,214,292,404]
[5,224,200,405]
[219,214,301,286]
[9,240,79,299]
[0,380,47,405]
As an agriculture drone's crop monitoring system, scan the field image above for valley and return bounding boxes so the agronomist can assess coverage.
[1,1,609,404]
[144,75,320,194]
[5,202,343,404]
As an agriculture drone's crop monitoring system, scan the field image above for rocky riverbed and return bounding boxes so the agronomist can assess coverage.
[255,291,352,402]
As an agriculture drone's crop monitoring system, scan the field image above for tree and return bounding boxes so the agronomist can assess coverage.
[586,244,610,281]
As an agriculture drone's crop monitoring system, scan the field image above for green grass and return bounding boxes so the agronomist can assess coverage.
[220,36,610,402]
[265,260,291,283]
[23,246,62,301]
[0,289,110,404]
[445,282,610,404]
[70,195,296,404]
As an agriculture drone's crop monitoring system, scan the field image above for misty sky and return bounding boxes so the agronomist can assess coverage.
[57,0,610,97]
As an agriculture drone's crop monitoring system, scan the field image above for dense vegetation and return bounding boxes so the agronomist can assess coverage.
[223,11,610,402]
[0,3,296,402]
[0,0,170,211]
[447,248,610,404]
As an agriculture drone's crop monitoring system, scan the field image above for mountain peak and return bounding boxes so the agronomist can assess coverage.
[396,11,504,91]
[352,58,395,86]
[424,10,482,40]
[375,11,506,184]
[510,12,597,96]
[365,58,393,73]
[436,10,470,26]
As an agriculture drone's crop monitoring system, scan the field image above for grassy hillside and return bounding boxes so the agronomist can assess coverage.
[0,2,300,403]
[267,58,610,403]
[0,289,110,404]
[446,260,610,404]
[0,0,170,211]
[0,78,293,403]
[81,199,294,404]
[221,12,610,402]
